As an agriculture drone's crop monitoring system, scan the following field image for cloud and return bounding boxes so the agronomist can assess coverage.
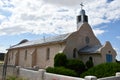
[114,47,120,60]
[0,0,120,36]
[0,15,6,21]
[93,28,105,36]
[116,36,120,40]
[0,45,7,53]
[43,0,93,7]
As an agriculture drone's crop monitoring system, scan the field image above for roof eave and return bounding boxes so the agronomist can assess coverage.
[79,52,101,55]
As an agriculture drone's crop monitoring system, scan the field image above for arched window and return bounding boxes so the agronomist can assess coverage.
[12,52,14,59]
[108,51,111,53]
[8,57,10,62]
[73,48,77,58]
[25,50,27,60]
[89,57,93,61]
[46,48,50,60]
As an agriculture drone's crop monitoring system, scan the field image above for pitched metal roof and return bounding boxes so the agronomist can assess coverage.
[79,45,102,53]
[9,33,71,49]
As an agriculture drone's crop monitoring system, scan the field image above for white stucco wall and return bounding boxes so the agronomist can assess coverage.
[36,43,65,68]
[100,41,117,63]
[64,23,101,59]
[8,42,65,68]
[79,54,102,65]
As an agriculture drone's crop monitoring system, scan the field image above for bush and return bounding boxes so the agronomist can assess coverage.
[86,57,94,69]
[80,62,120,78]
[54,53,67,67]
[46,67,77,77]
[66,59,86,75]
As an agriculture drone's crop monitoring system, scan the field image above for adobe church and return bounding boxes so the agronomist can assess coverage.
[6,7,117,68]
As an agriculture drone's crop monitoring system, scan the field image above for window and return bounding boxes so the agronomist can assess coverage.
[73,48,77,58]
[85,36,90,44]
[84,15,88,22]
[89,57,93,61]
[8,57,10,62]
[12,52,14,59]
[108,51,111,53]
[46,48,50,60]
[25,50,27,60]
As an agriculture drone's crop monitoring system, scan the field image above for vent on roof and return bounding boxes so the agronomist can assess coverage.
[19,39,29,44]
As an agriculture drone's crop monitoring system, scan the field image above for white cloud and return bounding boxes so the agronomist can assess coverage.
[43,0,93,7]
[114,47,120,60]
[0,0,120,36]
[0,15,6,20]
[116,36,120,39]
[93,28,105,36]
[0,45,7,53]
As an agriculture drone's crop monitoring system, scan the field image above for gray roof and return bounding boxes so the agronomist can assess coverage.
[10,33,71,49]
[79,45,102,53]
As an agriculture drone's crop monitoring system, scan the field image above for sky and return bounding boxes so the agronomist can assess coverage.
[0,0,120,60]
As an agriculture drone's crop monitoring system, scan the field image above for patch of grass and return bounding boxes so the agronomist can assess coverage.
[7,76,27,80]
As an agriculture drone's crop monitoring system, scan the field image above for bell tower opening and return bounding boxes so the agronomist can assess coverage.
[77,3,88,30]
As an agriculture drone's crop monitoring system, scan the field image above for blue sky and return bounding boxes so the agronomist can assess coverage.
[0,0,120,60]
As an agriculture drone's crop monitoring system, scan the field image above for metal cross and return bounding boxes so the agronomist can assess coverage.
[80,3,84,9]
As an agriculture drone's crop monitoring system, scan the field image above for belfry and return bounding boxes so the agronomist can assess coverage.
[77,3,88,30]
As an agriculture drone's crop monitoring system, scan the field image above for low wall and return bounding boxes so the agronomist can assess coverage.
[45,73,84,80]
[0,65,17,79]
[19,68,44,80]
[1,65,120,80]
[19,68,84,80]
[18,67,120,80]
[98,76,120,80]
[6,65,17,76]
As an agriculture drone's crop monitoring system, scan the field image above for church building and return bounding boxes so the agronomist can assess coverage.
[6,7,117,69]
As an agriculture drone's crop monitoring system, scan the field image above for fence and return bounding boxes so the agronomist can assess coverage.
[0,65,120,80]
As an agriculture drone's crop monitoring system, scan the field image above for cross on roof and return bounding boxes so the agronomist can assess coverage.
[80,3,84,9]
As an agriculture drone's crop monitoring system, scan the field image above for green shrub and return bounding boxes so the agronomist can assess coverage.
[46,67,77,77]
[86,57,94,69]
[54,53,67,67]
[80,62,120,78]
[66,59,86,75]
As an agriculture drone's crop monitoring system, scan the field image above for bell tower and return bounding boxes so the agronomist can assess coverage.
[77,3,88,30]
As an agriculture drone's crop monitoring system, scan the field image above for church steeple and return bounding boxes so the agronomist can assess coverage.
[77,3,88,30]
